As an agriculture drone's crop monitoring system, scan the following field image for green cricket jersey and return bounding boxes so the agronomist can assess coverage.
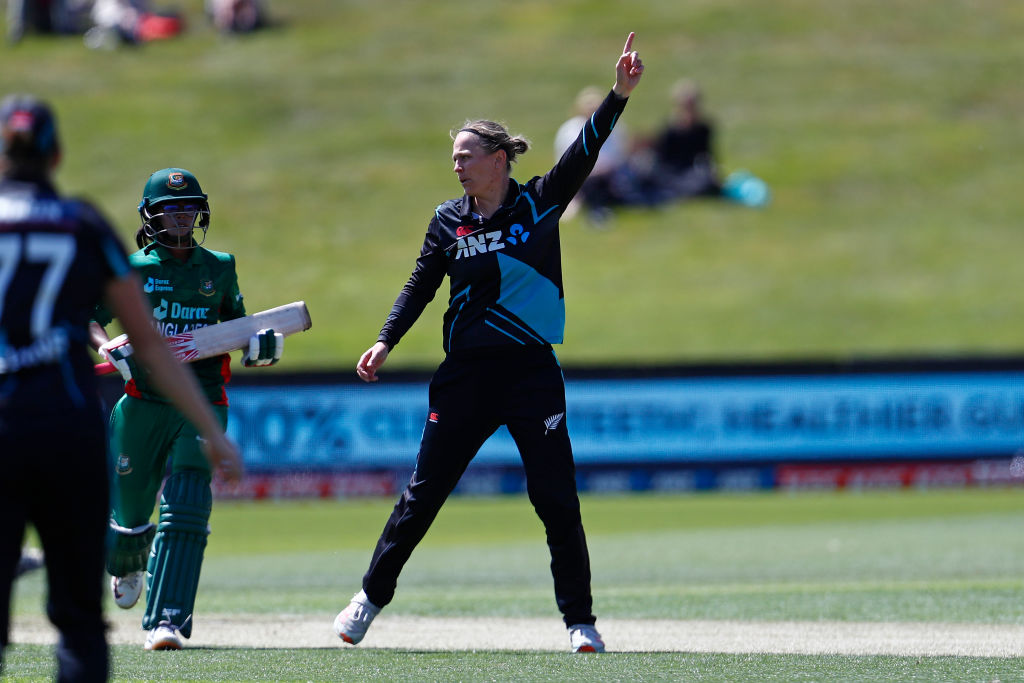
[95,243,246,405]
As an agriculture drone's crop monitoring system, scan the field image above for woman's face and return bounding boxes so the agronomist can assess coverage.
[452,131,504,197]
[155,201,201,247]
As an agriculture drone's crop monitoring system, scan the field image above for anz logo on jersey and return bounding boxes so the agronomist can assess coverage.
[453,224,530,260]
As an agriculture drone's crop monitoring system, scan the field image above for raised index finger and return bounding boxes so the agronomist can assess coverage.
[622,31,635,55]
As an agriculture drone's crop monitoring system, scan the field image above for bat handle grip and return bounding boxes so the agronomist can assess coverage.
[94,361,117,376]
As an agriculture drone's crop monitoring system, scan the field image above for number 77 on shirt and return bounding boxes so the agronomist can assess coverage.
[95,301,312,375]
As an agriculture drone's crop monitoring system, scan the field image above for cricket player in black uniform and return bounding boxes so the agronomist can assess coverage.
[336,33,644,653]
[0,96,242,681]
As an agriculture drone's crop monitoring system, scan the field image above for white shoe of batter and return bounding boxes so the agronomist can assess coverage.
[144,621,183,651]
[111,571,144,609]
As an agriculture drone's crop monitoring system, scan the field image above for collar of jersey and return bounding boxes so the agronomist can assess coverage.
[458,178,522,221]
[146,242,203,267]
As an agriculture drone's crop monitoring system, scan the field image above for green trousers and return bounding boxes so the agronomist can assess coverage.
[108,394,227,530]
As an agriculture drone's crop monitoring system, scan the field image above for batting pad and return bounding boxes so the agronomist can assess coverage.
[106,522,156,577]
[143,470,212,639]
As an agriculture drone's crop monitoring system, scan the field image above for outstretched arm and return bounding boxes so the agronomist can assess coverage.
[612,32,645,99]
[539,33,645,205]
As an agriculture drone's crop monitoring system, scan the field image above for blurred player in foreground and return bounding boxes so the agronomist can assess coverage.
[0,95,242,681]
[341,33,644,653]
[14,546,44,577]
[90,167,280,651]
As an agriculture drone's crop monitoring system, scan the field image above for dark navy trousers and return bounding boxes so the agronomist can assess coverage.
[362,345,595,626]
[1,402,109,682]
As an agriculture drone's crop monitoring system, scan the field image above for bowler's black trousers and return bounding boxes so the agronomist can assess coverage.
[362,345,596,627]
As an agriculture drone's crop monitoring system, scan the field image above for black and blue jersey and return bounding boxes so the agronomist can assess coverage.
[0,175,130,417]
[378,90,629,353]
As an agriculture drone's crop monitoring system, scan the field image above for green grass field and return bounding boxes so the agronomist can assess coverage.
[7,489,1024,680]
[5,3,1024,680]
[3,1,1023,369]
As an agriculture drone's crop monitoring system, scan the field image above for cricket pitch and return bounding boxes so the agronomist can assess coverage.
[11,612,1024,657]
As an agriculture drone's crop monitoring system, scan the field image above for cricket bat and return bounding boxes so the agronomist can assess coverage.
[95,301,312,375]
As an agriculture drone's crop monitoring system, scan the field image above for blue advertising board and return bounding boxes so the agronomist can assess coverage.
[223,369,1024,471]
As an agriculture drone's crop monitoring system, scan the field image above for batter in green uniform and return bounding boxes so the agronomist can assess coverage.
[91,168,283,651]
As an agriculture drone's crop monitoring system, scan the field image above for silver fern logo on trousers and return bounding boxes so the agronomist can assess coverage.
[544,412,565,435]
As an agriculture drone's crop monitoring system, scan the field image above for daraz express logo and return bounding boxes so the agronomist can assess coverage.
[153,299,169,321]
[166,172,187,190]
[152,299,210,322]
[143,276,173,293]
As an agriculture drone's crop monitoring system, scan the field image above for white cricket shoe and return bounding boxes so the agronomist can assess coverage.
[569,623,605,653]
[144,621,183,651]
[110,571,144,609]
[333,589,381,645]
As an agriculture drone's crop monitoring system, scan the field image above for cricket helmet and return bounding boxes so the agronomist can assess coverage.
[138,167,211,249]
[0,94,60,162]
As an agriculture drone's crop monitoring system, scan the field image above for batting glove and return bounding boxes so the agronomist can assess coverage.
[98,334,137,381]
[243,328,284,367]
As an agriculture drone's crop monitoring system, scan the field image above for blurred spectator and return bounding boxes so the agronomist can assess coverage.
[643,78,722,201]
[636,78,769,208]
[84,0,184,48]
[6,0,91,43]
[206,0,266,34]
[554,85,635,223]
